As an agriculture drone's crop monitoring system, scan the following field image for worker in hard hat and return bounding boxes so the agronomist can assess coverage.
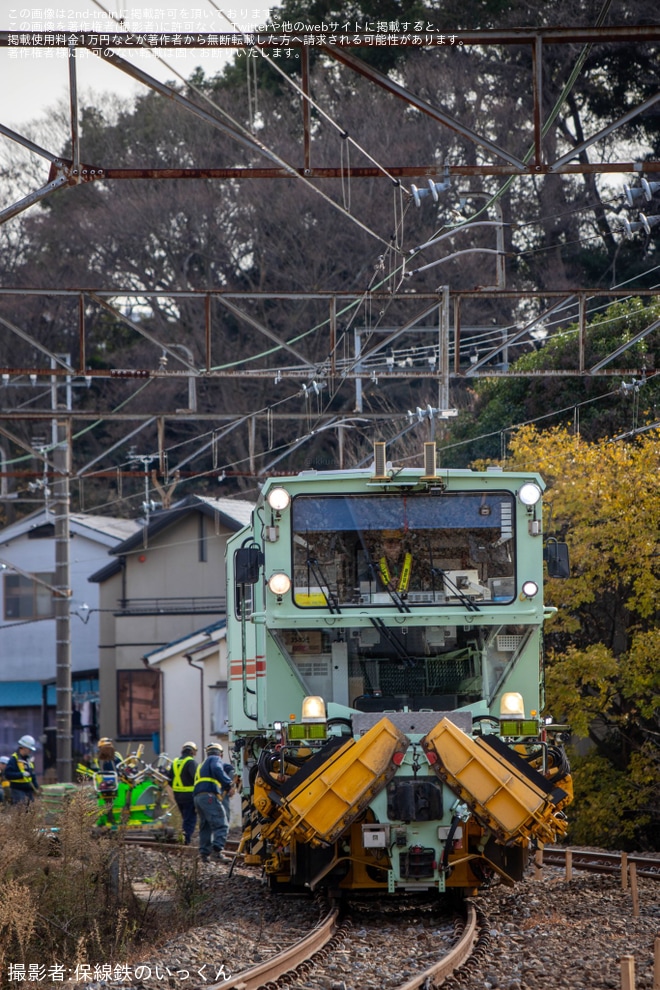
[378,528,414,595]
[4,735,39,804]
[167,742,199,845]
[0,755,11,804]
[193,742,234,864]
[95,737,122,772]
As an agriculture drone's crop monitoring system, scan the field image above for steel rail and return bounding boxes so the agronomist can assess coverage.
[398,902,479,990]
[211,906,340,990]
[541,848,660,879]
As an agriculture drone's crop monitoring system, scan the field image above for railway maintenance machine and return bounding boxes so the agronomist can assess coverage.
[227,442,572,896]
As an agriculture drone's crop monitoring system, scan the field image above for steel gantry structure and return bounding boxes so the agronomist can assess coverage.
[1,22,659,468]
[1,20,658,782]
[1,24,660,217]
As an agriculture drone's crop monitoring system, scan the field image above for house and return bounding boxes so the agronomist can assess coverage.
[143,618,228,756]
[0,508,140,774]
[142,617,241,826]
[89,494,253,765]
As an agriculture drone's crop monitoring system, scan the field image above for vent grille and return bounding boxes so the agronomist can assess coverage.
[497,635,523,652]
[295,660,330,677]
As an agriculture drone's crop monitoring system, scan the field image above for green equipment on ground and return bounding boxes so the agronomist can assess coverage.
[76,748,173,830]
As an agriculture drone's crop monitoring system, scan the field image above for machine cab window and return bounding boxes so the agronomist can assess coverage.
[291,492,515,608]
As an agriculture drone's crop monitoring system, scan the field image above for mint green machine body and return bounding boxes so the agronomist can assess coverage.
[226,453,571,896]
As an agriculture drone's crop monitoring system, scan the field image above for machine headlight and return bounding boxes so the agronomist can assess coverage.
[268,572,291,596]
[301,695,326,723]
[518,482,542,506]
[267,487,291,511]
[521,580,539,599]
[500,692,525,718]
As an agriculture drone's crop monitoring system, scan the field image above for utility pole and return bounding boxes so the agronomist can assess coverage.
[52,356,72,783]
[53,415,72,781]
[439,286,450,415]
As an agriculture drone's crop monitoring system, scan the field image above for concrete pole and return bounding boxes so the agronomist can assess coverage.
[53,414,72,783]
[439,286,450,413]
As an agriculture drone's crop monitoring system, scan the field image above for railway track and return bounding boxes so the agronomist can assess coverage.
[118,841,658,990]
[539,846,660,879]
[206,901,480,990]
[126,836,660,881]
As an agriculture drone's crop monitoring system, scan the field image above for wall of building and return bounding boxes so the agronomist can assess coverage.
[0,530,105,680]
[98,510,232,763]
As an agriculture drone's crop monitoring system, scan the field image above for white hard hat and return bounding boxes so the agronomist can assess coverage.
[205,742,223,755]
[182,741,198,753]
[0,755,10,765]
[18,734,37,751]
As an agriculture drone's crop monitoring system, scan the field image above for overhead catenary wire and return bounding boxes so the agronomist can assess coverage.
[206,0,409,193]
[404,0,618,268]
[391,376,660,469]
[47,353,660,518]
[11,262,651,499]
[90,0,421,371]
[7,0,656,496]
[85,0,421,408]
[75,380,340,483]
[84,0,648,389]
[5,257,656,483]
[88,0,398,253]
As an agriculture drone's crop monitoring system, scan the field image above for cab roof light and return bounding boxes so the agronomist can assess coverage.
[518,482,542,506]
[267,487,291,511]
[500,692,525,718]
[301,695,326,723]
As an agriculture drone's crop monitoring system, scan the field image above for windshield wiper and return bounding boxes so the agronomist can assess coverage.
[369,616,416,666]
[431,565,481,612]
[305,555,342,614]
[365,557,411,613]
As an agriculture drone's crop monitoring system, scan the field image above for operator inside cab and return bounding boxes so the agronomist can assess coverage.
[378,529,413,594]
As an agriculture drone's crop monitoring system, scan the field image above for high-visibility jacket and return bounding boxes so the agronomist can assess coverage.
[4,751,39,795]
[379,552,413,593]
[193,756,233,796]
[170,755,197,793]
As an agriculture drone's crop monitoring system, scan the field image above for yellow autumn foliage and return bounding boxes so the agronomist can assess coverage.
[506,426,660,622]
[477,427,660,848]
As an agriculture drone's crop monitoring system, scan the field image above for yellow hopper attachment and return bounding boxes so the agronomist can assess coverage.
[422,718,570,846]
[259,717,409,848]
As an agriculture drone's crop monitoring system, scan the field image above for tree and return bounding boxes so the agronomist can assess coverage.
[503,426,660,849]
[446,296,660,465]
[2,0,660,508]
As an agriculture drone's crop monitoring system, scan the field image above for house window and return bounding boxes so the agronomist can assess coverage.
[117,669,161,739]
[209,683,228,735]
[4,571,56,620]
[198,513,207,562]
